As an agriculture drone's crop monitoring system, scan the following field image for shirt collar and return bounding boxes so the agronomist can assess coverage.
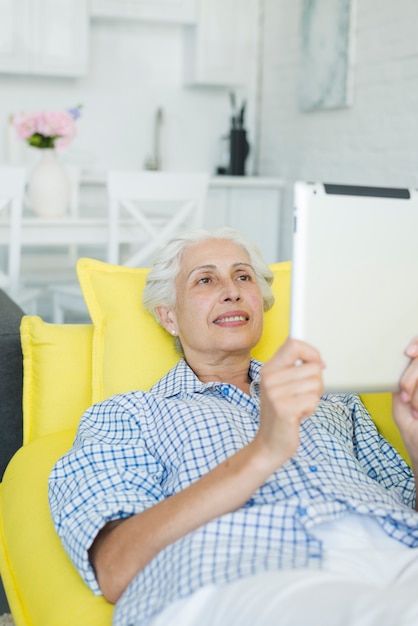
[151,357,262,398]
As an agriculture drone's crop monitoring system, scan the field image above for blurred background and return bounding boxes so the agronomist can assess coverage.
[1,0,418,261]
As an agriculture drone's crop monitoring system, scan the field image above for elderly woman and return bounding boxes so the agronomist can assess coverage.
[49,227,418,626]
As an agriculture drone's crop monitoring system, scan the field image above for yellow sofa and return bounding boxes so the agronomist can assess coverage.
[0,259,410,626]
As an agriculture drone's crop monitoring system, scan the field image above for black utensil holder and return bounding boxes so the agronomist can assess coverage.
[229,129,249,176]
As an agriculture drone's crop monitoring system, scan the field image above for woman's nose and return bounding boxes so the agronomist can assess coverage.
[221,279,241,301]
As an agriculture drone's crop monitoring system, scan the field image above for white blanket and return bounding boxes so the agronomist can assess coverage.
[149,514,418,626]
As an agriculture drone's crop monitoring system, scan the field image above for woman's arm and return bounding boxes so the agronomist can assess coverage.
[89,338,324,603]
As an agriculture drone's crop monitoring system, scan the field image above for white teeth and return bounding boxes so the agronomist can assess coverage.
[216,315,247,323]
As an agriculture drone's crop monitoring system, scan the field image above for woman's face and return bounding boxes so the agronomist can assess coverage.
[159,238,264,364]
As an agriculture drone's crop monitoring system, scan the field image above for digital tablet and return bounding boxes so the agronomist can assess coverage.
[290,181,418,393]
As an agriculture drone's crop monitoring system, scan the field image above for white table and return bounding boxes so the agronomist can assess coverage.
[0,217,145,246]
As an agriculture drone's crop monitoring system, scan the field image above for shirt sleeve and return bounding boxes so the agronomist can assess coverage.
[48,392,165,593]
[330,393,415,508]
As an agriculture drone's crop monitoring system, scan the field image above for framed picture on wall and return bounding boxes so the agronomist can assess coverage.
[299,0,354,111]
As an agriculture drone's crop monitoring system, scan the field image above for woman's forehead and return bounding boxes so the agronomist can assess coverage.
[181,238,250,267]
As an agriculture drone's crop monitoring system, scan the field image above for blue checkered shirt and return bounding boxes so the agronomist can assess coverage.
[49,358,418,626]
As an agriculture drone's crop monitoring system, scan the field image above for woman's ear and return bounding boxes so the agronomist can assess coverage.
[156,306,177,335]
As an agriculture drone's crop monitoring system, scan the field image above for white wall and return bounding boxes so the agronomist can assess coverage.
[0,17,256,175]
[259,0,418,259]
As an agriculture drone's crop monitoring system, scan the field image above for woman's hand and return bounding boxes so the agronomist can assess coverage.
[256,338,325,468]
[393,337,418,466]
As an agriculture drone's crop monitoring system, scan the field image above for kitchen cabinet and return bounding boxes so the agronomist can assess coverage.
[183,0,259,86]
[90,0,196,24]
[0,0,88,76]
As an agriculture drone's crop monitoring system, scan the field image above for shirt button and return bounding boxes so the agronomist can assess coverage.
[309,465,318,473]
[297,506,307,516]
[221,386,229,396]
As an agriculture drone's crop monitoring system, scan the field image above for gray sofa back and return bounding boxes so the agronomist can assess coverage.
[0,289,24,479]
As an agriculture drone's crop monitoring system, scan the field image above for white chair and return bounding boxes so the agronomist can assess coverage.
[50,170,211,323]
[107,170,210,266]
[0,166,41,313]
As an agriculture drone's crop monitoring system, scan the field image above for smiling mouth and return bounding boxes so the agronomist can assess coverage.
[214,315,249,324]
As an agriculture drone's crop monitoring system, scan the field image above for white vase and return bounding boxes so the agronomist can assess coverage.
[28,149,71,218]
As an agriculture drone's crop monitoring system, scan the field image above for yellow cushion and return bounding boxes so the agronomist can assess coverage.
[251,261,291,363]
[77,258,292,403]
[20,317,94,444]
[77,259,180,403]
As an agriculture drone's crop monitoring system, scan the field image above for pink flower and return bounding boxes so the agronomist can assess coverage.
[37,110,77,140]
[12,106,81,149]
[13,111,39,140]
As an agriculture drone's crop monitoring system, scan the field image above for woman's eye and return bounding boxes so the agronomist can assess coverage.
[237,274,251,281]
[197,276,211,284]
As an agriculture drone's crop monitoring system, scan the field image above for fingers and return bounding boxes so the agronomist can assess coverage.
[261,338,325,421]
[405,337,418,359]
[399,337,418,419]
[267,337,325,371]
[263,359,322,399]
[257,339,324,462]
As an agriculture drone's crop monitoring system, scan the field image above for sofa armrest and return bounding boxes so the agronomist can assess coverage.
[0,431,113,626]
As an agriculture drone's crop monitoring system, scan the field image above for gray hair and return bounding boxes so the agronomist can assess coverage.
[142,227,275,326]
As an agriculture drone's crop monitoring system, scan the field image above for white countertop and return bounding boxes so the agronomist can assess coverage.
[81,171,285,189]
